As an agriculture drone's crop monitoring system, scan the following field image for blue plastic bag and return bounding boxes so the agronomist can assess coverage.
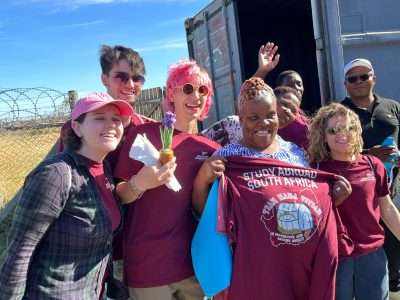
[381,137,399,184]
[191,180,232,299]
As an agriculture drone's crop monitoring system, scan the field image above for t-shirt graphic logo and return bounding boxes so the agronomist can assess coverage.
[195,151,211,160]
[105,178,114,191]
[260,189,323,247]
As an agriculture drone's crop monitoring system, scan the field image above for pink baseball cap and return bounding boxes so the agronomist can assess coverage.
[72,91,134,121]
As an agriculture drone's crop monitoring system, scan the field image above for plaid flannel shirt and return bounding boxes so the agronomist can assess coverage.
[0,150,121,299]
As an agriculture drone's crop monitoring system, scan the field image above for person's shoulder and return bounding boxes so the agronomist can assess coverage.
[131,113,156,125]
[61,119,72,131]
[224,115,239,122]
[363,154,384,167]
[125,122,161,138]
[376,94,400,107]
[278,136,300,150]
[340,97,354,107]
[294,112,310,126]
[190,133,221,150]
[28,152,73,181]
[214,142,241,157]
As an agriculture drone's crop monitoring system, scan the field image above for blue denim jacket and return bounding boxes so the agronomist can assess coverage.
[0,150,123,299]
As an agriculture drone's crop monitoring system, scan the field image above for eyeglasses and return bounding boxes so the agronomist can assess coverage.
[113,71,145,86]
[345,73,372,84]
[178,83,209,97]
[326,125,357,135]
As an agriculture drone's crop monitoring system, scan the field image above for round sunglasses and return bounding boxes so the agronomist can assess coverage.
[112,71,145,86]
[178,83,209,97]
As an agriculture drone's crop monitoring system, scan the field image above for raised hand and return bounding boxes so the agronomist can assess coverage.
[254,42,280,79]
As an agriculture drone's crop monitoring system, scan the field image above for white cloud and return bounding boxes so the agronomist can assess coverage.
[49,20,106,30]
[137,37,186,52]
[155,17,186,27]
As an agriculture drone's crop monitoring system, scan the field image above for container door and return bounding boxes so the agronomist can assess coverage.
[185,0,243,129]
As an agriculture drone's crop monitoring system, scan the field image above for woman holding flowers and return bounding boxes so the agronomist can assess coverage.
[308,102,400,300]
[113,59,221,300]
[0,92,133,299]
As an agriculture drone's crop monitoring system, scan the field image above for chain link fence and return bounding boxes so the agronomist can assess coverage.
[0,88,73,212]
[0,86,163,262]
[0,87,74,261]
[0,87,164,215]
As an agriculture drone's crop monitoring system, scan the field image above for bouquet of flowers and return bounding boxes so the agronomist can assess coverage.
[159,112,176,165]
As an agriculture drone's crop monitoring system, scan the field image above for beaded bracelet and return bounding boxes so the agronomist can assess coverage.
[128,175,144,199]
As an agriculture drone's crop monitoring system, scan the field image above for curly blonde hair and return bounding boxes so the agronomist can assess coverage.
[307,102,363,162]
[237,77,275,114]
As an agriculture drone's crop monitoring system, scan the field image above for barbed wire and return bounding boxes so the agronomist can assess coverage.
[0,87,73,129]
[0,86,164,216]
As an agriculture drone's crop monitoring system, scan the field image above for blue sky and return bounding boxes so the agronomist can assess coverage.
[0,0,211,96]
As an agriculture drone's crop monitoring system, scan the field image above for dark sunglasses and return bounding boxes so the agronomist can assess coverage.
[113,71,145,86]
[178,83,209,97]
[346,73,372,84]
[326,125,357,135]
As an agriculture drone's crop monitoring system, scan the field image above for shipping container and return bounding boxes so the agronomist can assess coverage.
[185,0,400,129]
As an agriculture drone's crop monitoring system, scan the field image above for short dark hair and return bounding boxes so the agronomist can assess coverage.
[99,45,146,76]
[273,86,301,102]
[64,114,86,151]
[275,70,302,87]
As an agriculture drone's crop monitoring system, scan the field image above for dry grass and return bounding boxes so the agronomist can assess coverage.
[0,127,60,210]
[0,127,60,264]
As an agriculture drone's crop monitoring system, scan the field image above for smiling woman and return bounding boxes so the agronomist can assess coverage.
[308,102,400,300]
[113,59,221,300]
[214,77,309,167]
[191,77,340,300]
[0,92,133,299]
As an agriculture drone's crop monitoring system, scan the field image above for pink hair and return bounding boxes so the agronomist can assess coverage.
[163,59,213,120]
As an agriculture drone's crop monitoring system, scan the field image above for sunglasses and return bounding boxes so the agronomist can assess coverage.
[345,73,372,84]
[326,125,357,135]
[113,71,145,86]
[178,83,209,97]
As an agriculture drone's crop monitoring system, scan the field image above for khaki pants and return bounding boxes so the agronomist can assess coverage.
[129,276,204,300]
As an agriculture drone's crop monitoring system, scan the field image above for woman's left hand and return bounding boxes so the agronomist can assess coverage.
[332,175,352,206]
[198,155,227,184]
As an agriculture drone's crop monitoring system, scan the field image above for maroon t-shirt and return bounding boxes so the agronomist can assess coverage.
[58,113,154,260]
[80,155,121,232]
[278,111,309,150]
[217,156,338,300]
[113,122,220,287]
[314,155,390,258]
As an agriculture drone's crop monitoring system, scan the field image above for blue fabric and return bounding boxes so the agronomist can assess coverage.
[336,247,389,300]
[191,180,232,299]
[381,137,399,184]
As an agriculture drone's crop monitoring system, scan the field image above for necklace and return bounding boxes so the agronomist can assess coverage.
[329,159,355,177]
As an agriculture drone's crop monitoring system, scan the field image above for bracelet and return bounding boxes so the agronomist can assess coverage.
[128,175,144,199]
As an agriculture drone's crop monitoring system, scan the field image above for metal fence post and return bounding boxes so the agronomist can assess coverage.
[67,90,78,112]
